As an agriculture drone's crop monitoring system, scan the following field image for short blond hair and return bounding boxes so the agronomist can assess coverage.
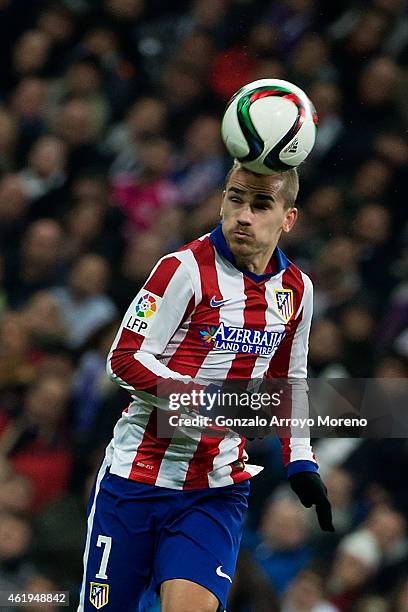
[225,160,299,209]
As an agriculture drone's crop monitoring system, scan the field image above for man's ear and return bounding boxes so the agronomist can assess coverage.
[282,207,298,233]
[220,190,226,218]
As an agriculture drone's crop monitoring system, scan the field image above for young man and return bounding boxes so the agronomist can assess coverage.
[78,163,333,612]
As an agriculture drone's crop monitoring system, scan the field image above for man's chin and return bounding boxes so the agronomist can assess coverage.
[229,241,253,258]
[224,231,254,257]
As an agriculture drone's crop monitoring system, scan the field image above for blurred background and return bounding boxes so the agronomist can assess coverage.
[1,0,408,610]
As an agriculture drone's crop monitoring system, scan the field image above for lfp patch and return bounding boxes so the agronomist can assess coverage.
[89,582,109,609]
[135,293,157,318]
[274,289,294,323]
[124,291,161,336]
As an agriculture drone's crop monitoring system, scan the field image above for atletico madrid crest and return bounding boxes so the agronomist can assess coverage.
[89,582,109,609]
[274,289,294,323]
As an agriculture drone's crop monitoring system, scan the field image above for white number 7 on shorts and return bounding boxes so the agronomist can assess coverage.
[95,535,112,580]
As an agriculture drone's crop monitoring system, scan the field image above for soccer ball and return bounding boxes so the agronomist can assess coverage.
[221,78,318,174]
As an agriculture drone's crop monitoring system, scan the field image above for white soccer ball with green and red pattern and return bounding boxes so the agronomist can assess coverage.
[221,78,318,174]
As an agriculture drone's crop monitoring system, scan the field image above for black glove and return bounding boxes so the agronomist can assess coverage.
[289,471,335,532]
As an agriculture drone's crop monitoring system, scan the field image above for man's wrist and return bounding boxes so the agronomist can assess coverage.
[287,459,318,477]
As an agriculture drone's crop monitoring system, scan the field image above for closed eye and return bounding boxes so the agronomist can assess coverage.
[254,202,273,210]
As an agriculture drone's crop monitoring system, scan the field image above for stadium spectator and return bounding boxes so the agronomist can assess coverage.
[0,174,30,252]
[0,375,72,512]
[0,512,34,592]
[21,574,62,612]
[327,529,381,610]
[183,189,226,244]
[77,26,138,118]
[49,56,110,139]
[12,29,51,82]
[55,98,108,179]
[21,291,67,350]
[313,468,356,536]
[0,107,16,175]
[111,135,179,235]
[172,114,225,208]
[0,256,6,320]
[308,319,347,377]
[4,219,64,308]
[337,304,376,377]
[392,575,408,612]
[72,320,118,440]
[229,548,281,611]
[103,95,169,176]
[251,496,312,595]
[289,32,336,89]
[19,135,68,221]
[109,231,165,310]
[52,254,116,350]
[282,567,339,612]
[0,311,37,391]
[10,77,50,166]
[0,459,33,514]
[304,81,344,181]
[63,174,126,262]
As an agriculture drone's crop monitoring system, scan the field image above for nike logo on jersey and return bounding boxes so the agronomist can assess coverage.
[210,296,230,308]
[216,566,232,583]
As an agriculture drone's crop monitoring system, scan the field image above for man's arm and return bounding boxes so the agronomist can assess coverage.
[107,253,199,405]
[266,273,315,467]
[266,273,334,531]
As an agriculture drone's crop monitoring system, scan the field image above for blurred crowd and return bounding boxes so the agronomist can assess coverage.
[1,0,408,610]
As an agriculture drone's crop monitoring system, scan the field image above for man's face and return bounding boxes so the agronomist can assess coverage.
[221,167,297,265]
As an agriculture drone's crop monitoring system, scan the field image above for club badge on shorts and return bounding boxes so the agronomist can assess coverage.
[89,582,109,609]
[274,289,294,323]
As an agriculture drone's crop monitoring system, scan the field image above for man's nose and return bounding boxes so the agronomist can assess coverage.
[237,205,253,225]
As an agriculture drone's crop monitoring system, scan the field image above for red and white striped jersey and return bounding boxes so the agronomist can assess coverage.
[106,225,315,489]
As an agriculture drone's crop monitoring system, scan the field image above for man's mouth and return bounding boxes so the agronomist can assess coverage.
[234,229,252,239]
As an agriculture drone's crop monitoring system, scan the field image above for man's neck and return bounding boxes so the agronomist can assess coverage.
[210,224,289,282]
[233,250,276,275]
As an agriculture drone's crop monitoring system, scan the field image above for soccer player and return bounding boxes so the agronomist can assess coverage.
[78,162,333,612]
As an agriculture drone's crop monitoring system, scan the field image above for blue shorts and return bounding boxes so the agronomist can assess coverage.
[78,461,249,611]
